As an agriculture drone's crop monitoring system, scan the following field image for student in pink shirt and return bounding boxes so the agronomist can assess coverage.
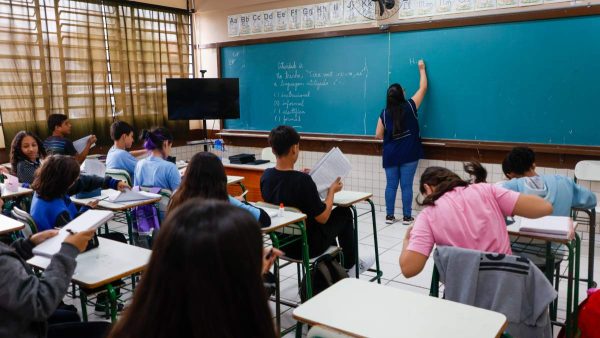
[400,162,553,278]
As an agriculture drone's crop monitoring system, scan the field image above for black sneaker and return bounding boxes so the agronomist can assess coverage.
[385,215,397,224]
[402,216,415,225]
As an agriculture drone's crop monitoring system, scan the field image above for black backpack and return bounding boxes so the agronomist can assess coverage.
[300,253,348,301]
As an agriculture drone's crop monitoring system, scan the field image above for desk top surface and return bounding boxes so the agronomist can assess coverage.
[293,278,507,338]
[28,238,151,289]
[70,189,161,211]
[1,184,33,198]
[0,214,25,235]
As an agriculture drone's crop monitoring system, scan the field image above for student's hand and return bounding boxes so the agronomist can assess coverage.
[0,166,9,175]
[262,247,284,275]
[63,229,96,252]
[418,59,425,70]
[234,195,244,202]
[87,200,100,208]
[328,177,343,194]
[117,181,130,191]
[30,229,59,246]
[87,135,97,145]
[301,168,311,174]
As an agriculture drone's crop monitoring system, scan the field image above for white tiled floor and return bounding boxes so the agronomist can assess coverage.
[63,208,600,338]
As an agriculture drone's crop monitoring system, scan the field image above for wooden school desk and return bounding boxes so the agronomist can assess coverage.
[1,184,33,199]
[507,218,580,338]
[70,189,161,244]
[28,238,151,322]
[293,278,508,338]
[222,159,274,202]
[0,214,24,235]
[333,190,382,283]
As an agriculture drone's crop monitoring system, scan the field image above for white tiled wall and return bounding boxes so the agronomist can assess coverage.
[172,144,600,231]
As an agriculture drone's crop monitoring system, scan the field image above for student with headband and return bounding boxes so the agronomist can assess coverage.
[133,127,180,191]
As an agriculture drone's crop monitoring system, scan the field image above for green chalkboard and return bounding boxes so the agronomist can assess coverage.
[221,15,600,146]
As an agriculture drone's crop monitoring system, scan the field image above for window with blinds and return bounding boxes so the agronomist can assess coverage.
[0,0,191,147]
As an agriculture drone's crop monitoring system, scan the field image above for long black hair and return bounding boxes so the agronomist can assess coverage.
[386,83,407,136]
[168,152,228,212]
[108,199,276,338]
[418,161,487,206]
[10,130,46,174]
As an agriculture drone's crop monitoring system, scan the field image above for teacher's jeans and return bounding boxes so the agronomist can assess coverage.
[384,160,419,218]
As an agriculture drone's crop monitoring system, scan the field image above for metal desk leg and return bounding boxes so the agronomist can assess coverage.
[79,292,88,322]
[107,284,118,323]
[566,241,575,338]
[367,199,382,284]
[545,242,557,321]
[269,233,282,333]
[589,210,596,289]
[573,235,581,337]
[125,210,134,245]
[350,205,360,278]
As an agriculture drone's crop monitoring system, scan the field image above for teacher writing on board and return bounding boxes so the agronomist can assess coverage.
[375,60,428,225]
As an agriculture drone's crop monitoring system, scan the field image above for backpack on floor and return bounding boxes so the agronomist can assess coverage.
[300,253,348,301]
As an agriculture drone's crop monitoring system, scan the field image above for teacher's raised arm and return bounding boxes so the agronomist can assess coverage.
[376,60,427,226]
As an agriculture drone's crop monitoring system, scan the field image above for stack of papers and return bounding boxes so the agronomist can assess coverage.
[309,147,352,199]
[32,210,114,258]
[104,189,161,203]
[4,173,20,192]
[81,159,106,177]
[517,216,573,239]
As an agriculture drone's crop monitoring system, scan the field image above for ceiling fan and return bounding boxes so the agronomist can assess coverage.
[354,0,399,21]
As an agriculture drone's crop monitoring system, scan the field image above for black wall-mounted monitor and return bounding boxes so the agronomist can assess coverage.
[166,78,240,120]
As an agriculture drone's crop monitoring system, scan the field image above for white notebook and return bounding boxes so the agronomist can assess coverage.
[518,216,572,238]
[104,189,161,203]
[32,210,114,258]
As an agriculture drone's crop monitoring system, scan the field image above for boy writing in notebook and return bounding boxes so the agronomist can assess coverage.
[106,121,146,181]
[44,114,96,164]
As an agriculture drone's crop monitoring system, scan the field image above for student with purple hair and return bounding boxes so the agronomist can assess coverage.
[133,127,180,191]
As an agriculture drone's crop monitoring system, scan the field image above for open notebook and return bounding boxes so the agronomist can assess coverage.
[517,216,573,239]
[32,210,114,258]
[104,189,161,203]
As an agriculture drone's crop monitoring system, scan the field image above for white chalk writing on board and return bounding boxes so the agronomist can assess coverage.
[272,60,370,130]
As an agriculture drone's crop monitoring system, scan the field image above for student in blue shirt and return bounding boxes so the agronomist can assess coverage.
[106,121,146,181]
[502,147,597,216]
[31,155,128,231]
[167,152,271,227]
[134,127,180,191]
[44,114,96,164]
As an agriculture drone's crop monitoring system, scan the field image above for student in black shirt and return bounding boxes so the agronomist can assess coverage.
[261,125,359,270]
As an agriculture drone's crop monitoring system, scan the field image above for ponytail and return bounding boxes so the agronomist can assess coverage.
[386,83,407,137]
[463,161,487,183]
[417,161,488,206]
[140,127,174,152]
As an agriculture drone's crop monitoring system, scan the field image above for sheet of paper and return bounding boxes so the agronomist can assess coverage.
[5,173,19,192]
[81,159,106,177]
[257,207,279,218]
[309,147,352,199]
[107,189,161,203]
[32,210,114,258]
[73,135,94,154]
